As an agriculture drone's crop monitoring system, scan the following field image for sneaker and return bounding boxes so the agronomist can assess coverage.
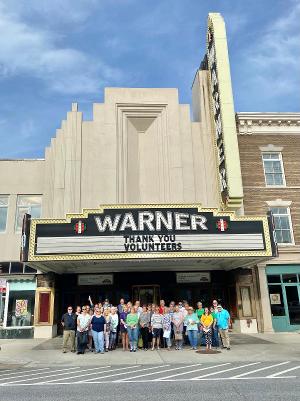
[62,350,67,353]
[151,347,155,351]
[157,347,160,350]
[100,351,104,354]
[227,347,231,350]
[133,349,136,352]
[105,349,108,352]
[130,349,133,352]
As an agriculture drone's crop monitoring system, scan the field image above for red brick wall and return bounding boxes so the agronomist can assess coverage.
[238,135,300,244]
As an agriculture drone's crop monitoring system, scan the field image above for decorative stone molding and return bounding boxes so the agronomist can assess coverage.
[265,199,292,207]
[259,144,283,152]
[236,112,300,135]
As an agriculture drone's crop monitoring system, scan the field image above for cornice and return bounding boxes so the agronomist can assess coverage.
[236,112,300,135]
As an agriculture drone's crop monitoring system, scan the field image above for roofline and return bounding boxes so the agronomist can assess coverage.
[236,112,300,120]
[0,158,45,161]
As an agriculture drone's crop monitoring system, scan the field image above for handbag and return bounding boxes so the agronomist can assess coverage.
[163,330,171,339]
[174,332,183,340]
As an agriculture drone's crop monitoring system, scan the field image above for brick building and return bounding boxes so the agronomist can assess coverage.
[237,113,300,332]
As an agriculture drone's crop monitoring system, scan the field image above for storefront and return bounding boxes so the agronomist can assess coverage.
[267,265,300,332]
[0,276,36,339]
[21,204,277,338]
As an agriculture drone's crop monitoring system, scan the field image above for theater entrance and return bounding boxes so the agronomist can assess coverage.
[132,285,160,305]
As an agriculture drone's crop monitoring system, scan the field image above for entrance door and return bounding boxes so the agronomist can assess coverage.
[284,285,300,327]
[132,285,160,305]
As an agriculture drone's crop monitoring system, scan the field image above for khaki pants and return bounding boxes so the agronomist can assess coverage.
[63,330,75,352]
[219,329,230,348]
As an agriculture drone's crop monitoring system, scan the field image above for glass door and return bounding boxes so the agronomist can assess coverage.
[284,285,300,326]
[132,285,160,305]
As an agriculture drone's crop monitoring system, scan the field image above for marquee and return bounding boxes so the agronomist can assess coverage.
[21,204,277,262]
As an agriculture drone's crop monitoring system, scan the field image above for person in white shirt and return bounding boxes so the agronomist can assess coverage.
[109,307,119,350]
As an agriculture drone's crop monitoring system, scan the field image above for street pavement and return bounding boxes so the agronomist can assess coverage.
[1,333,300,400]
[1,362,300,400]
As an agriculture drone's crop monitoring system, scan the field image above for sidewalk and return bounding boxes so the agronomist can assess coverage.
[1,333,300,368]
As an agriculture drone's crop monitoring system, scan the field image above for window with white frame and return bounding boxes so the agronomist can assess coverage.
[270,207,294,245]
[15,195,42,232]
[262,152,285,186]
[0,196,8,233]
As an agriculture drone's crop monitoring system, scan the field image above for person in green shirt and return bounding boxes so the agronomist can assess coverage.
[210,306,220,348]
[184,307,199,350]
[196,302,205,319]
[126,307,139,352]
[196,302,206,346]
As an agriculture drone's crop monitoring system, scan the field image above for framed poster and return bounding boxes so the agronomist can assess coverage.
[270,293,281,305]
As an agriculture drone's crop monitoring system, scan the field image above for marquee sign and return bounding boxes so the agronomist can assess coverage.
[206,14,243,210]
[22,204,276,262]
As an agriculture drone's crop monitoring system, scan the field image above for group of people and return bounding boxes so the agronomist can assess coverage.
[61,297,231,355]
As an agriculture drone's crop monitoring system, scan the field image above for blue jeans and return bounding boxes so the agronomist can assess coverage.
[212,325,220,347]
[92,330,104,353]
[187,330,198,348]
[109,331,117,349]
[127,327,139,350]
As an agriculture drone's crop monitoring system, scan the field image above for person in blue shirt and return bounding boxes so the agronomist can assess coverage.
[216,305,231,350]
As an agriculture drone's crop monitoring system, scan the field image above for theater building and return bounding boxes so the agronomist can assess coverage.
[0,13,286,339]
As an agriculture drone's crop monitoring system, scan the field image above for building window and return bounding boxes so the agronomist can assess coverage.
[0,262,37,275]
[0,196,8,233]
[270,207,294,245]
[15,195,42,232]
[6,290,35,327]
[262,152,285,186]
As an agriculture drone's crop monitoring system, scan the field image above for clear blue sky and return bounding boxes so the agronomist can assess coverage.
[0,0,299,158]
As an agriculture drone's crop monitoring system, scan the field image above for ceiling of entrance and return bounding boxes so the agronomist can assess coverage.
[28,255,273,274]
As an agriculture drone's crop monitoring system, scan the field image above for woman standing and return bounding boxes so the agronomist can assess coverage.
[172,305,184,350]
[109,307,119,350]
[90,306,106,354]
[200,307,214,351]
[104,308,111,352]
[87,307,94,352]
[126,307,139,352]
[120,305,129,351]
[76,306,91,354]
[184,307,199,350]
[163,307,172,350]
[139,305,150,350]
[151,306,163,351]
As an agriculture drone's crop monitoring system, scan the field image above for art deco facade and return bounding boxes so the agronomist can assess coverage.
[0,13,297,339]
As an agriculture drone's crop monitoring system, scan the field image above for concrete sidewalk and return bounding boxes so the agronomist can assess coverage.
[1,333,300,368]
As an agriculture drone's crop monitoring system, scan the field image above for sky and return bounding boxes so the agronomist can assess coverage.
[0,0,299,158]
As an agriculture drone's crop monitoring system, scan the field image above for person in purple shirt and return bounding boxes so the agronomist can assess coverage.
[120,304,129,351]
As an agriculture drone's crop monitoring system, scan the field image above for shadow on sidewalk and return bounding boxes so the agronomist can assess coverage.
[32,334,273,351]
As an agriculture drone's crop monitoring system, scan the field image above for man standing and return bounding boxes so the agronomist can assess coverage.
[211,299,220,348]
[196,301,205,346]
[61,306,76,353]
[117,298,125,314]
[216,305,231,350]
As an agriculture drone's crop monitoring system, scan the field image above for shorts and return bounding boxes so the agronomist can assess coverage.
[152,328,162,338]
[120,326,127,333]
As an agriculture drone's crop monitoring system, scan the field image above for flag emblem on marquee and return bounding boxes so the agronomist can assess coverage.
[74,220,86,234]
[216,219,228,232]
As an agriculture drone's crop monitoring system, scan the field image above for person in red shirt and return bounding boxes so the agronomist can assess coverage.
[159,300,165,315]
